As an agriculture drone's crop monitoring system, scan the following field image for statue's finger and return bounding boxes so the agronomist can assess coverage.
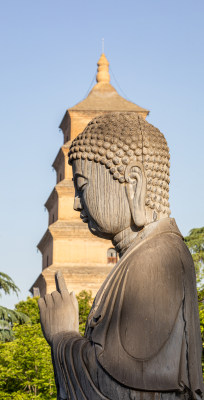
[55,271,68,294]
[70,291,79,311]
[44,293,54,308]
[51,290,62,306]
[38,297,46,313]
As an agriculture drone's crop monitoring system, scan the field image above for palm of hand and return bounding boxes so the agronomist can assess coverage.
[38,272,79,345]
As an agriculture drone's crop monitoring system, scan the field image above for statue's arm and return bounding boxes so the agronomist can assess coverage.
[38,272,80,399]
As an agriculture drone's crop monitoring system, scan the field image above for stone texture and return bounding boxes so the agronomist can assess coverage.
[39,112,203,399]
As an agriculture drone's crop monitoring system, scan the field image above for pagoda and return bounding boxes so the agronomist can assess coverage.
[31,54,149,297]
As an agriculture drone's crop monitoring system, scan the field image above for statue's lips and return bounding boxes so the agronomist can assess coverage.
[80,212,89,223]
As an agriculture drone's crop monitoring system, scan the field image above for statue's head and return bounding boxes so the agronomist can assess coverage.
[68,113,170,240]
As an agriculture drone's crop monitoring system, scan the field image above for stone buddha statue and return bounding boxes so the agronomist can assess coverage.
[38,113,203,400]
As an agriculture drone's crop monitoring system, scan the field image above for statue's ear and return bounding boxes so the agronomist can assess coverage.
[125,162,146,227]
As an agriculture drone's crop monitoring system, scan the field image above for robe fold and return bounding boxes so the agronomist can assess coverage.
[52,218,204,400]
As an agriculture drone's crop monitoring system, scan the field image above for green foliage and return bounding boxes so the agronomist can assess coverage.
[184,227,204,289]
[15,296,40,324]
[0,272,19,297]
[185,227,204,377]
[0,297,56,399]
[0,292,93,398]
[199,305,204,373]
[0,306,29,342]
[198,299,204,374]
[77,290,93,335]
[0,273,28,342]
[0,323,56,399]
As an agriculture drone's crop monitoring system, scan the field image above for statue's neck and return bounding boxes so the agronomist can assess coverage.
[112,225,142,257]
[112,220,163,257]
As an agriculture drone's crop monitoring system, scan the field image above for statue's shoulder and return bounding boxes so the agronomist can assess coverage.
[127,224,185,268]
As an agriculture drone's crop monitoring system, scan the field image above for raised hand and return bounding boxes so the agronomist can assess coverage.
[38,271,79,345]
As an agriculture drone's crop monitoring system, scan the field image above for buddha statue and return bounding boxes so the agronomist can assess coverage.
[38,113,203,400]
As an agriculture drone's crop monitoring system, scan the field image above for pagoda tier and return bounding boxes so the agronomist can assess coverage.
[32,220,113,297]
[30,53,149,297]
[31,176,114,296]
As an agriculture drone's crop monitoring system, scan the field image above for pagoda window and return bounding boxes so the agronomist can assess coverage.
[47,255,49,267]
[107,248,118,264]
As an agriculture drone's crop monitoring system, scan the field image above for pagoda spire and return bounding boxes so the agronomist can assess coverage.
[96,53,110,84]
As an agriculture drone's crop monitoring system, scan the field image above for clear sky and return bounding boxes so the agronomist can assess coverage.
[0,0,204,308]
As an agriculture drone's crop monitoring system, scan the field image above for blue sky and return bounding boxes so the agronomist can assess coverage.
[0,0,204,308]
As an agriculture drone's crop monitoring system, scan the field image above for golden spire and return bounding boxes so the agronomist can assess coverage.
[96,53,110,84]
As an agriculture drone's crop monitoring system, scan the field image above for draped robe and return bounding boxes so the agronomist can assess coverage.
[51,218,204,400]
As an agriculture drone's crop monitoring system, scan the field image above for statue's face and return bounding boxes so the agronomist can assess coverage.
[72,159,132,239]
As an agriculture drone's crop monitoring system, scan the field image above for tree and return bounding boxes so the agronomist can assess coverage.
[0,322,57,399]
[0,272,19,297]
[0,306,29,342]
[0,291,93,398]
[15,296,40,324]
[0,296,57,399]
[0,272,28,342]
[185,227,204,376]
[77,290,93,334]
[184,227,204,290]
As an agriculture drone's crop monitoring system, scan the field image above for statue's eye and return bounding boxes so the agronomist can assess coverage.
[76,176,87,192]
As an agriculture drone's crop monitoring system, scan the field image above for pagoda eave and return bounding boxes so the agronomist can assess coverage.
[45,180,74,211]
[52,143,70,171]
[37,229,53,253]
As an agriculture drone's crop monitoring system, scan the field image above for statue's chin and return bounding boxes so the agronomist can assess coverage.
[88,219,113,240]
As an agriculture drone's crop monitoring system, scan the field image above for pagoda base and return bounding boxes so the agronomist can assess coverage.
[30,263,114,298]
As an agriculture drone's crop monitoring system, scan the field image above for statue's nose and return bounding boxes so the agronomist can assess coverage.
[74,196,83,211]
